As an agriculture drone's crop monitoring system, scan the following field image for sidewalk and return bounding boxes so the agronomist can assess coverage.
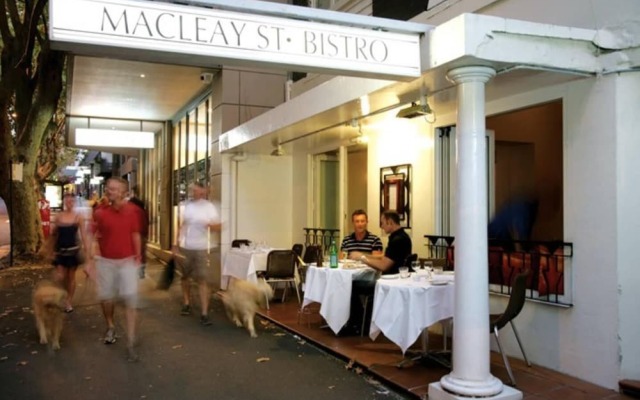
[0,258,407,400]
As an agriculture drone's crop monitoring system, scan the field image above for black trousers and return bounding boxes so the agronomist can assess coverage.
[342,280,376,336]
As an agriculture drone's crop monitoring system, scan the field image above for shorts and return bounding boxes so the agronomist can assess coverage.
[96,256,139,308]
[54,254,81,268]
[178,248,210,282]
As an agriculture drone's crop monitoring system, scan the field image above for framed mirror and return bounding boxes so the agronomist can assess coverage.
[380,164,411,228]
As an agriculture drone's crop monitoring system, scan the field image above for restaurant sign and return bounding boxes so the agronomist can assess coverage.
[49,0,423,79]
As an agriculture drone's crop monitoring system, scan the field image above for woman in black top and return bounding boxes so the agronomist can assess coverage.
[52,193,88,313]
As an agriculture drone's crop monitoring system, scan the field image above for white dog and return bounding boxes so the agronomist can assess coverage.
[222,279,274,338]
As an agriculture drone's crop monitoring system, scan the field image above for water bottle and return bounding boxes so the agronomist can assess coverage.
[329,239,338,269]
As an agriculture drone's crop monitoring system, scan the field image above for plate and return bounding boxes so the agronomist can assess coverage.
[430,279,449,286]
[441,271,455,275]
[380,274,399,280]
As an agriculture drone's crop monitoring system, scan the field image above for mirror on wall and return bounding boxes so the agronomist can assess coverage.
[380,164,411,228]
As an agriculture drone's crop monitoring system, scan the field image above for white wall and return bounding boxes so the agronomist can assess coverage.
[418,0,640,33]
[561,76,619,388]
[236,154,293,248]
[615,72,640,380]
[365,117,436,256]
[474,75,628,390]
[291,151,309,245]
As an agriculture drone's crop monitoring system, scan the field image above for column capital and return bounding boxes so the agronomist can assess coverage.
[447,66,496,85]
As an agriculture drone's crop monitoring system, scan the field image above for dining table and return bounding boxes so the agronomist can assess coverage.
[369,272,455,354]
[302,261,377,334]
[221,247,271,289]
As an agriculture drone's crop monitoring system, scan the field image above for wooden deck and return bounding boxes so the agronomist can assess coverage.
[254,298,632,399]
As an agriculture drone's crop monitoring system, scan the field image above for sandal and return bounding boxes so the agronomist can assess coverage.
[104,328,117,344]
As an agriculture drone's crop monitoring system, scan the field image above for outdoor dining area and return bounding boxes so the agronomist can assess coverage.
[219,239,625,399]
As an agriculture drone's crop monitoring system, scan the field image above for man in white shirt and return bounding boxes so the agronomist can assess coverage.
[174,183,221,326]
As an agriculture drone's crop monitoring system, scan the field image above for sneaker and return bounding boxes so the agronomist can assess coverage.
[180,304,191,316]
[104,328,117,344]
[64,306,74,313]
[200,315,212,326]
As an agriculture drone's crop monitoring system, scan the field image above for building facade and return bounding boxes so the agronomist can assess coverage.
[57,0,640,394]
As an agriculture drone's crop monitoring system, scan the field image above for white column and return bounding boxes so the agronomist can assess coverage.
[429,66,522,399]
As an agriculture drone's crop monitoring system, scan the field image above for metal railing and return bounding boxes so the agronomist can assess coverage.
[303,228,340,255]
[424,235,573,307]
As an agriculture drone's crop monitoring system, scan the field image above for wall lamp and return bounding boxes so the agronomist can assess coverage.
[396,99,435,123]
[270,143,285,157]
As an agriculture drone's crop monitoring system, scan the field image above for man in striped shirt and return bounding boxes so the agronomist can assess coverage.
[341,209,383,258]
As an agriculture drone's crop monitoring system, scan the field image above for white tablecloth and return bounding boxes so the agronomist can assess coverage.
[302,263,377,334]
[369,274,455,354]
[221,248,270,289]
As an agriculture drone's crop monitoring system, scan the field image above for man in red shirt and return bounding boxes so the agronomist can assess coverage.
[89,177,142,361]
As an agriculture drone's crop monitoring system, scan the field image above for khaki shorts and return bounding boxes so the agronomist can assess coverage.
[178,248,210,282]
[96,256,139,308]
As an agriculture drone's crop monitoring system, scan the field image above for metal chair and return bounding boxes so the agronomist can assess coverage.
[262,250,300,309]
[292,243,304,258]
[302,244,322,265]
[231,239,251,248]
[491,270,532,385]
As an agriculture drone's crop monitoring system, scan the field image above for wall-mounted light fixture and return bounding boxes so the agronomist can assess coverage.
[350,121,369,145]
[270,143,285,157]
[396,96,435,123]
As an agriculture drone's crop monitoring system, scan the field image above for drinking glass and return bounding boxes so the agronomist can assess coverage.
[399,266,410,279]
[423,260,434,272]
[411,260,421,271]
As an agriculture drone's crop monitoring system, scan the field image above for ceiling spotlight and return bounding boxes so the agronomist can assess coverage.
[270,144,284,157]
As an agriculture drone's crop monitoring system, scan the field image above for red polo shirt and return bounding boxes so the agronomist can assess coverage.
[93,202,140,259]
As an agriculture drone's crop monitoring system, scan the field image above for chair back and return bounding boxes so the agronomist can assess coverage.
[492,270,530,331]
[232,239,251,248]
[302,245,323,265]
[292,243,304,258]
[265,250,297,279]
[404,253,418,270]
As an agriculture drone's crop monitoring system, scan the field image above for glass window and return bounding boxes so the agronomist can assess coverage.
[196,102,209,184]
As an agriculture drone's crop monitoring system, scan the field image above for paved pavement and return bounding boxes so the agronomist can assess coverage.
[0,259,409,400]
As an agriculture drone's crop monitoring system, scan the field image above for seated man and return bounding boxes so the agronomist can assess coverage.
[341,209,383,259]
[343,211,412,335]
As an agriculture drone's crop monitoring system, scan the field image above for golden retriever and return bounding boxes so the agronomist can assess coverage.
[222,279,273,338]
[33,280,68,350]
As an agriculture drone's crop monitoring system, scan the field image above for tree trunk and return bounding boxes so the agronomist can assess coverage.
[9,169,42,256]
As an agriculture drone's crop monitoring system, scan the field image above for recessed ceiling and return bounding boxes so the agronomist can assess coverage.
[68,56,214,121]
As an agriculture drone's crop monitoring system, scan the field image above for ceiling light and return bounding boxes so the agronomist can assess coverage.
[76,128,154,149]
[350,122,368,145]
[270,144,285,157]
[396,101,433,119]
[140,74,146,78]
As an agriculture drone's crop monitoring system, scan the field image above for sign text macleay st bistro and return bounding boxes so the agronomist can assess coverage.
[50,0,422,78]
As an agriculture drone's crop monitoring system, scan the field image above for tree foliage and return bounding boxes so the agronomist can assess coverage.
[0,0,66,258]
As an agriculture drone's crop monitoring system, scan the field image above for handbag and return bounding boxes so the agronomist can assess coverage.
[157,258,176,290]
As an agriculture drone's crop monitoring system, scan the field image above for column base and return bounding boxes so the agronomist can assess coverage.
[429,382,522,399]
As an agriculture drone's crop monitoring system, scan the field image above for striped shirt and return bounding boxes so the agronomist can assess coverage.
[340,231,383,254]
